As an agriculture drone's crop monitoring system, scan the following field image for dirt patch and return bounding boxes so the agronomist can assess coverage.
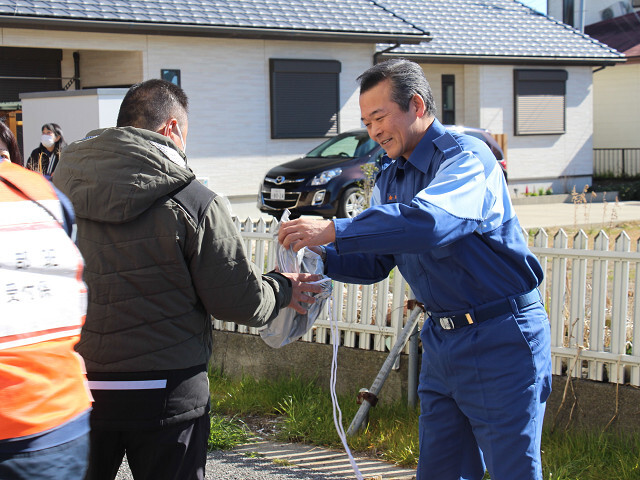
[238,414,286,439]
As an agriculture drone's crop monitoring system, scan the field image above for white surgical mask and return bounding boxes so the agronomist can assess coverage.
[41,134,56,148]
[174,123,186,154]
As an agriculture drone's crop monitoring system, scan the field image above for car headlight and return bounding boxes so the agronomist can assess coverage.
[311,168,342,186]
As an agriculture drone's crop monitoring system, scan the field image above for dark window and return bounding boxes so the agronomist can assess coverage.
[0,47,63,103]
[270,59,341,139]
[514,69,567,136]
[441,74,455,125]
[161,69,181,86]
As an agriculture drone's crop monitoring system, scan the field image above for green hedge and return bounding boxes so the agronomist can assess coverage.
[591,177,640,201]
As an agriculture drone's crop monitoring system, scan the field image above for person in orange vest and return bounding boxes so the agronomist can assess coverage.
[0,121,22,165]
[0,144,91,479]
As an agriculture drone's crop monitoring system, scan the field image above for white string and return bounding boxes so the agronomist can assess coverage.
[328,295,364,480]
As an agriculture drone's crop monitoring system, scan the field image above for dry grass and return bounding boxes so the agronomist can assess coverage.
[530,221,640,250]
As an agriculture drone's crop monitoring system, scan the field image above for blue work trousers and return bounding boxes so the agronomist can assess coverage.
[417,301,552,480]
[0,432,89,480]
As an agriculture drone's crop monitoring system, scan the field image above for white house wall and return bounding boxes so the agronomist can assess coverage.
[143,36,371,197]
[500,65,594,195]
[20,89,129,159]
[1,27,371,197]
[21,93,101,158]
[417,63,593,195]
[593,63,640,149]
[463,64,481,128]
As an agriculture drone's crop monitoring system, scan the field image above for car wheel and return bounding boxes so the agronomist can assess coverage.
[337,187,367,218]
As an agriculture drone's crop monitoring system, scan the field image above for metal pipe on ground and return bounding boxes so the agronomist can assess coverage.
[347,306,424,436]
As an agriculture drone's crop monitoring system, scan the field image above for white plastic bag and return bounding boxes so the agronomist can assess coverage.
[259,210,332,348]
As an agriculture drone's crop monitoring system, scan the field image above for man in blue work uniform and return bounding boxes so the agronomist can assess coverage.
[278,59,552,480]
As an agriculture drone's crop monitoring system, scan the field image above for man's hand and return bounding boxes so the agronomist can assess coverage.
[278,218,336,252]
[280,272,324,314]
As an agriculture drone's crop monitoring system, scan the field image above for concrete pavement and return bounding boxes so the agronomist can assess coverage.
[115,438,416,480]
[513,199,640,230]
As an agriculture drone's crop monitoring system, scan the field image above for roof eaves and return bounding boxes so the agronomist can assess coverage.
[0,14,431,44]
[378,51,627,67]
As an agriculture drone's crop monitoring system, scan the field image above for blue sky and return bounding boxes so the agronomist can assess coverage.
[520,0,547,14]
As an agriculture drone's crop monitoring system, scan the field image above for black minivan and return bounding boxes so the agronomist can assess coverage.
[257,126,506,219]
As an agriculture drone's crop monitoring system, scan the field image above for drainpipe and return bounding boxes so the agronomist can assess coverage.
[578,0,585,33]
[373,42,400,65]
[73,51,81,90]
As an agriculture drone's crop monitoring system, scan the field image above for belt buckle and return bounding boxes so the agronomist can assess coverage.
[439,316,454,330]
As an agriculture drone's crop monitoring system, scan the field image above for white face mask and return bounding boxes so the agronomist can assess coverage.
[41,134,56,148]
[174,123,187,154]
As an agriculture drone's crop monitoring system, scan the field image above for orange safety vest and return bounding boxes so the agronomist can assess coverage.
[0,161,91,440]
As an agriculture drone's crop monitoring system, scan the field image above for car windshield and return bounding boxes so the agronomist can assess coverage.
[306,132,377,159]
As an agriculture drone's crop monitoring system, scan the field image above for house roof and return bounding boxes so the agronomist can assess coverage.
[0,0,625,64]
[375,0,625,66]
[585,12,640,60]
[0,0,428,44]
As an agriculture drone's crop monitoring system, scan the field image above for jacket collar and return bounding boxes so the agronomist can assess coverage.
[399,117,447,174]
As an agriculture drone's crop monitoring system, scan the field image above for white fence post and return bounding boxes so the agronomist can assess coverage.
[549,229,568,375]
[590,231,609,381]
[610,232,631,383]
[533,229,549,303]
[633,238,640,385]
[568,230,588,379]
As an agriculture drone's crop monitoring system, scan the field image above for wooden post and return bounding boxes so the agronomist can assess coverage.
[493,133,508,160]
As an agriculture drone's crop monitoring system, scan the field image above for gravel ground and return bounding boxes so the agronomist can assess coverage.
[115,450,348,480]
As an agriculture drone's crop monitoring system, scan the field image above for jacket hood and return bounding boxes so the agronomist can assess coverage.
[54,127,194,223]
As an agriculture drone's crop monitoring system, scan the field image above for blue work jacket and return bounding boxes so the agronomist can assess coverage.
[326,119,543,313]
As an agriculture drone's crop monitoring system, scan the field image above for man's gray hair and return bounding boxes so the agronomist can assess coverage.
[357,59,436,117]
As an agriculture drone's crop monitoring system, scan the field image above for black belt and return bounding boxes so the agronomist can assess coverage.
[428,289,541,330]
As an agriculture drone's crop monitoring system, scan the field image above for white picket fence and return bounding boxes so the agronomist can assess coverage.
[214,217,640,387]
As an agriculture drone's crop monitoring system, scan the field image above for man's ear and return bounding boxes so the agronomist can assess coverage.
[411,94,427,118]
[158,119,176,138]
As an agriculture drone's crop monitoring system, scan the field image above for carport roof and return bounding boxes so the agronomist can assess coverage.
[0,0,429,44]
[375,0,625,66]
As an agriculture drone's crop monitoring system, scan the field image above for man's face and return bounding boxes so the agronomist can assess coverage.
[359,79,423,160]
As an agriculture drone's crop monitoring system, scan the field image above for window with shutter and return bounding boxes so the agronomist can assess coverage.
[514,69,567,136]
[270,59,341,139]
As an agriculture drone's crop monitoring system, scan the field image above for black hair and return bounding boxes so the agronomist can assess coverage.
[116,79,189,131]
[42,123,67,151]
[0,121,23,164]
[357,59,437,116]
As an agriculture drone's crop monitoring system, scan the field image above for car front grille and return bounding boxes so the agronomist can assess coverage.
[264,176,305,185]
[260,175,307,210]
[259,186,301,209]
